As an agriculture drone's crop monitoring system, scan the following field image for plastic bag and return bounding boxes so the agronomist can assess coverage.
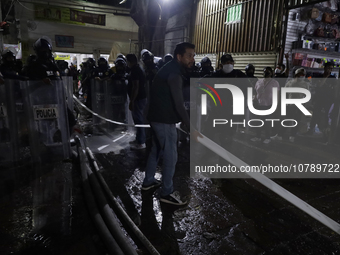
[330,0,338,11]
[330,13,338,24]
[322,12,332,23]
[310,7,320,19]
[314,25,325,37]
[323,0,338,11]
[305,20,318,35]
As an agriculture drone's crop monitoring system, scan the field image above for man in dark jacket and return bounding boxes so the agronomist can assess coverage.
[142,42,201,206]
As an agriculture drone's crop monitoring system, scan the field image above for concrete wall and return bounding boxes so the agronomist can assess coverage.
[163,9,191,56]
[13,1,138,60]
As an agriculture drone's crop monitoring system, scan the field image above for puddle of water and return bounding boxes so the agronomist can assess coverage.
[0,161,103,255]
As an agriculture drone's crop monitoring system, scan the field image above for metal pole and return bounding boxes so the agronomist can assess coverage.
[0,0,4,53]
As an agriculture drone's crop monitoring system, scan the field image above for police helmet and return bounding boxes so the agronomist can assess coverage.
[33,38,53,62]
[33,38,52,54]
[245,63,255,72]
[140,49,149,56]
[116,53,127,63]
[115,58,127,74]
[157,59,164,68]
[1,50,16,63]
[164,53,173,63]
[115,57,126,67]
[200,56,211,66]
[86,58,96,68]
[141,50,154,63]
[97,57,108,69]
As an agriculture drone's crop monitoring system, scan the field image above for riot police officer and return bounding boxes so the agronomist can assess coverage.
[141,49,158,100]
[27,38,61,82]
[79,57,96,110]
[93,57,113,81]
[27,37,77,132]
[114,53,128,73]
[199,56,214,77]
[21,54,37,77]
[109,57,128,125]
[141,50,157,70]
[116,53,127,64]
[0,50,27,80]
[114,58,127,77]
[163,53,173,65]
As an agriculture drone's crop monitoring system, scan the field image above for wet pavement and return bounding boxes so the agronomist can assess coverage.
[1,116,340,254]
[93,128,340,255]
[0,157,107,254]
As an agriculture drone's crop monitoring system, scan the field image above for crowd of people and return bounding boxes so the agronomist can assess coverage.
[251,61,339,145]
[1,37,339,205]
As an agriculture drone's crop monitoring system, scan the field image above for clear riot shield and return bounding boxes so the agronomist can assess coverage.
[0,79,29,166]
[62,76,74,112]
[104,79,127,132]
[0,82,15,165]
[21,80,71,163]
[91,79,106,133]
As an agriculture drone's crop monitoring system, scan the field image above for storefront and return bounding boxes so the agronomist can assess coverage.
[284,0,340,78]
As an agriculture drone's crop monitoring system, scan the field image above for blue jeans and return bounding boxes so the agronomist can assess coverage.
[132,98,147,144]
[143,122,177,197]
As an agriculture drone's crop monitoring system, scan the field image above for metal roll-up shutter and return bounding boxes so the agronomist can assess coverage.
[284,8,308,77]
[286,0,328,10]
[285,9,308,54]
[227,52,278,77]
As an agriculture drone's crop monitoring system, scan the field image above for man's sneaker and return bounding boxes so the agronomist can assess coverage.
[250,137,261,142]
[263,139,271,144]
[289,136,295,142]
[141,180,162,191]
[130,143,146,150]
[160,191,188,206]
[270,134,282,141]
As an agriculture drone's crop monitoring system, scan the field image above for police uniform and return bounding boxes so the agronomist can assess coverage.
[93,67,114,79]
[29,59,76,128]
[27,60,61,81]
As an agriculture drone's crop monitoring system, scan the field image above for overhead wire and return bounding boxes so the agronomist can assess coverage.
[15,0,44,12]
[3,0,16,21]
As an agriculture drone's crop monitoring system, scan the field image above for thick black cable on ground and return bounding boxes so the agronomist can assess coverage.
[85,158,138,255]
[86,147,161,255]
[75,136,125,255]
